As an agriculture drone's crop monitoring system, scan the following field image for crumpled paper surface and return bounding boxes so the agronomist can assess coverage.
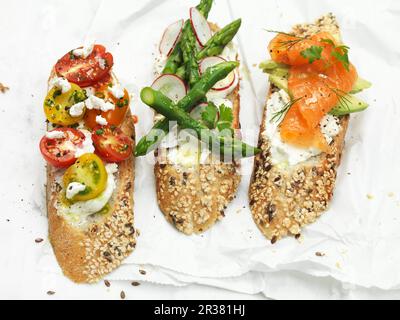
[2,0,400,299]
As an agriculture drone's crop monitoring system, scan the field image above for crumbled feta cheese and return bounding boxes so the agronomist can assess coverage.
[50,77,71,94]
[45,130,65,139]
[320,114,340,144]
[75,129,95,157]
[263,90,342,166]
[72,42,95,59]
[66,182,86,200]
[95,55,107,69]
[84,87,95,97]
[69,102,85,117]
[95,115,108,126]
[263,90,320,166]
[85,95,115,112]
[106,163,118,175]
[108,85,125,99]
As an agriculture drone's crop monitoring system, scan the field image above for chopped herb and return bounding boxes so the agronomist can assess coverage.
[116,98,129,108]
[95,129,104,135]
[300,45,323,64]
[120,144,129,151]
[95,92,105,99]
[69,51,75,60]
[331,45,350,71]
[69,89,87,104]
[69,123,79,129]
[216,104,234,135]
[52,89,62,99]
[198,103,234,134]
[320,38,336,46]
[45,99,55,107]
[201,103,218,129]
[321,39,351,71]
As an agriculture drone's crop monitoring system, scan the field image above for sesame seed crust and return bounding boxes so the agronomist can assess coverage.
[46,70,136,284]
[155,161,241,235]
[155,82,241,235]
[155,23,241,235]
[249,14,349,242]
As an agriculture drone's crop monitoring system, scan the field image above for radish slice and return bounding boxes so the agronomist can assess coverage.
[159,19,184,56]
[199,57,236,91]
[199,56,226,74]
[190,103,209,121]
[151,74,187,103]
[190,7,212,47]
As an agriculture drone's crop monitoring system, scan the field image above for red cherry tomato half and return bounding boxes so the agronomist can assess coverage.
[92,126,133,163]
[55,44,113,87]
[39,128,85,168]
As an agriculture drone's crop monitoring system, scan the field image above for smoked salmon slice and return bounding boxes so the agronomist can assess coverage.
[268,32,357,150]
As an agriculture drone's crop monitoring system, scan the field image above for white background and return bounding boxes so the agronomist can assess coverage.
[0,0,399,300]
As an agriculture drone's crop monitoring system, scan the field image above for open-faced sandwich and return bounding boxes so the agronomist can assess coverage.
[249,14,371,242]
[40,43,136,283]
[136,0,259,235]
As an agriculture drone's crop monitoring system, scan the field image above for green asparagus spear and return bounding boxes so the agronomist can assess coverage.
[197,19,242,60]
[162,43,182,75]
[140,87,260,159]
[196,0,213,18]
[161,0,213,77]
[135,61,239,156]
[175,65,186,79]
[180,20,201,86]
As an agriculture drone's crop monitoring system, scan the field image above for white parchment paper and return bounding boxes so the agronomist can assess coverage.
[1,0,400,299]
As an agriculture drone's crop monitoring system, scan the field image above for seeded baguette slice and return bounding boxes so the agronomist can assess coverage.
[155,23,241,235]
[46,69,136,283]
[249,13,350,242]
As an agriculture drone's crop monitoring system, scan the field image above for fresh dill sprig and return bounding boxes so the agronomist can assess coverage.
[328,86,353,112]
[265,29,308,50]
[271,96,304,123]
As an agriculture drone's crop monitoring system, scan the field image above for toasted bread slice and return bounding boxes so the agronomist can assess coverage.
[249,14,349,242]
[154,24,241,235]
[46,69,136,283]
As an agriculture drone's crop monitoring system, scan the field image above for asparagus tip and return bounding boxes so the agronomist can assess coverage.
[140,87,155,105]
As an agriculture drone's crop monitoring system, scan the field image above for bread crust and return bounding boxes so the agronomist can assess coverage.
[154,24,241,235]
[46,70,136,283]
[249,14,349,242]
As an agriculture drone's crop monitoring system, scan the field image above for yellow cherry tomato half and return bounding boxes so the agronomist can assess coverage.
[63,153,108,202]
[44,83,87,126]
